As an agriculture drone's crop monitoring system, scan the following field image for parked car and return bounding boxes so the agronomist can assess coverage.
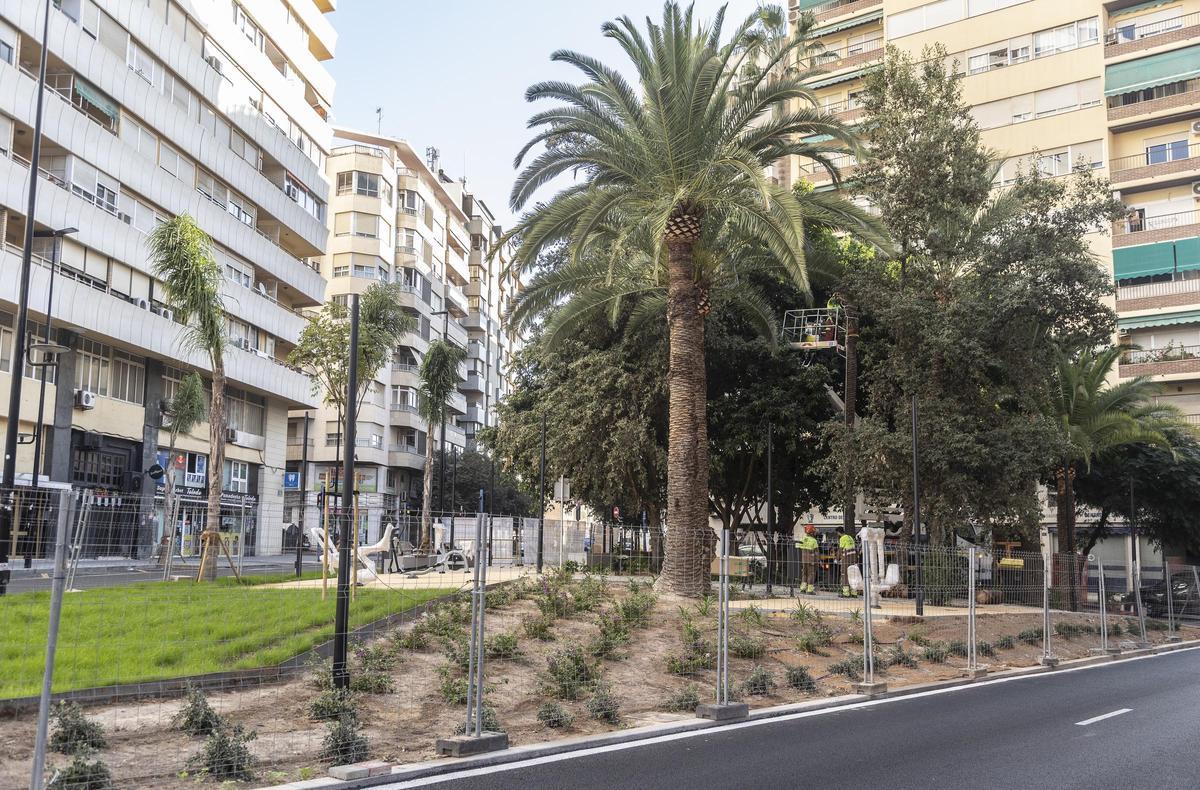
[1122,572,1200,618]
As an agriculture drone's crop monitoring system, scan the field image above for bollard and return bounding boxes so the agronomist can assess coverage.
[31,490,72,790]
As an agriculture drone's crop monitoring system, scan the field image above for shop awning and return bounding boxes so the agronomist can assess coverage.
[1119,309,1200,330]
[73,78,118,120]
[1111,0,1176,19]
[1104,45,1200,96]
[1176,237,1200,272]
[1113,241,1177,280]
[812,66,878,89]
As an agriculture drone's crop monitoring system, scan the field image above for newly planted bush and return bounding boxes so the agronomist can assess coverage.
[455,705,501,735]
[354,641,398,673]
[995,635,1016,650]
[393,625,431,651]
[189,724,256,780]
[663,684,701,712]
[828,658,862,681]
[438,667,469,705]
[1018,628,1043,645]
[729,635,766,660]
[47,753,114,790]
[310,688,358,721]
[173,685,221,736]
[790,603,821,626]
[785,665,816,692]
[977,641,996,658]
[590,611,631,659]
[742,666,776,696]
[738,604,766,628]
[536,701,573,729]
[485,632,521,660]
[615,587,656,628]
[350,669,395,695]
[50,702,106,755]
[907,632,931,647]
[888,646,918,669]
[947,640,969,658]
[543,646,599,700]
[586,683,621,724]
[572,575,607,613]
[523,614,555,641]
[319,717,369,765]
[923,644,949,664]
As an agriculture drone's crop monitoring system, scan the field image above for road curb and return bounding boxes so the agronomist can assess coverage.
[274,637,1200,789]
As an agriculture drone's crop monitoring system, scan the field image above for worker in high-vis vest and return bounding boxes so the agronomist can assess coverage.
[839,530,857,598]
[795,526,819,595]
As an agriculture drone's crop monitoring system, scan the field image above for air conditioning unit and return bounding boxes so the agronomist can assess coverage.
[160,308,174,322]
[225,427,238,443]
[1192,181,1200,197]
[130,296,150,310]
[1192,121,1200,134]
[205,54,223,74]
[75,390,97,410]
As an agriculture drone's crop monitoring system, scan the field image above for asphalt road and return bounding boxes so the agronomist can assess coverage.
[384,648,1200,790]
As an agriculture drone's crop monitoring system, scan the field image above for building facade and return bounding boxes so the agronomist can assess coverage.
[787,0,1200,426]
[0,0,337,559]
[286,127,516,546]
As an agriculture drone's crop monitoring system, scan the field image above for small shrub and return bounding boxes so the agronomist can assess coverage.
[536,583,575,619]
[742,665,776,696]
[828,658,862,681]
[454,705,501,735]
[50,702,106,755]
[354,641,397,673]
[1054,622,1081,639]
[785,665,816,692]
[695,595,715,617]
[849,609,863,625]
[587,683,621,724]
[485,585,517,609]
[443,637,472,672]
[907,632,930,647]
[485,632,521,660]
[790,603,821,626]
[590,611,631,659]
[922,644,949,664]
[1146,618,1169,632]
[738,604,766,628]
[189,724,256,780]
[615,588,656,628]
[797,625,834,655]
[438,670,469,705]
[995,635,1016,650]
[47,753,113,790]
[173,685,221,736]
[1018,628,1043,645]
[848,631,864,645]
[425,598,471,639]
[310,688,357,721]
[393,625,431,652]
[523,614,555,641]
[319,717,369,765]
[1110,622,1123,636]
[888,646,918,669]
[350,670,395,695]
[977,641,996,658]
[536,701,574,729]
[544,646,599,700]
[308,657,334,690]
[572,575,607,613]
[663,684,701,712]
[729,635,766,659]
[948,640,969,658]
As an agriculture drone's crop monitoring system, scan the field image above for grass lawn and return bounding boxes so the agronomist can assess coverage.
[0,575,452,699]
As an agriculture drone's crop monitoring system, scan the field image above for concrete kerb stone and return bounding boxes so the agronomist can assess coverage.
[280,639,1200,790]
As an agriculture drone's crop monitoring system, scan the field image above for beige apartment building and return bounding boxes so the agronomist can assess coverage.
[787,0,1200,426]
[0,0,337,559]
[285,128,517,545]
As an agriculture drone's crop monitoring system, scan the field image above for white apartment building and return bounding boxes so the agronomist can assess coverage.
[286,127,518,545]
[0,0,337,559]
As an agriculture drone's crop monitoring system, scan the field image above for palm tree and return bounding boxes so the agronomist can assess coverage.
[1050,346,1184,607]
[148,215,227,581]
[418,339,467,552]
[160,372,206,579]
[505,3,870,595]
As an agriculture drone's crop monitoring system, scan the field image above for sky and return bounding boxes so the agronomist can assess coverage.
[327,0,761,228]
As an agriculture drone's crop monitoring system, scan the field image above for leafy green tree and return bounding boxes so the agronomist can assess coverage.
[288,284,416,484]
[504,4,872,595]
[429,448,533,517]
[160,372,205,574]
[418,340,467,550]
[147,215,227,580]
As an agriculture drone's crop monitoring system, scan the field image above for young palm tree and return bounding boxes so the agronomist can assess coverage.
[148,215,227,581]
[506,3,868,595]
[418,339,467,552]
[1050,346,1184,607]
[160,372,206,579]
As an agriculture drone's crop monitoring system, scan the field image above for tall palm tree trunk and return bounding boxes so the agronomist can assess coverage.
[201,360,226,581]
[659,231,712,597]
[1056,460,1079,610]
[420,424,434,553]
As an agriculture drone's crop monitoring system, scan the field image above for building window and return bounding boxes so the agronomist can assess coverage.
[1146,139,1189,165]
[0,41,13,66]
[158,142,195,186]
[109,350,145,404]
[72,449,127,488]
[335,212,388,239]
[226,389,265,436]
[75,338,111,396]
[223,459,250,493]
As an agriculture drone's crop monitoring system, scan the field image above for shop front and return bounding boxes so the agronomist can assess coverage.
[153,450,260,557]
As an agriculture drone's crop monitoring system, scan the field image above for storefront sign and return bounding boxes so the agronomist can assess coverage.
[283,472,300,490]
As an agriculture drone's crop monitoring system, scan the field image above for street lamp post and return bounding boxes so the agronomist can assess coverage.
[30,228,78,492]
[2,0,55,596]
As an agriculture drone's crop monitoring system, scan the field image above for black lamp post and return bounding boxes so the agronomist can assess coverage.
[29,228,77,491]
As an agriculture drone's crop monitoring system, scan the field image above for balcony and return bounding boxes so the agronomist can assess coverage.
[1119,343,1200,378]
[820,98,866,124]
[794,152,859,186]
[1105,12,1200,59]
[1107,79,1200,124]
[1112,209,1200,249]
[805,0,881,26]
[388,449,425,470]
[462,371,486,393]
[1108,143,1200,186]
[1117,276,1200,312]
[813,36,883,73]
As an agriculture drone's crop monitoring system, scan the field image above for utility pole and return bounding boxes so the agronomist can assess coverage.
[1,0,53,597]
[537,411,546,572]
[332,294,360,690]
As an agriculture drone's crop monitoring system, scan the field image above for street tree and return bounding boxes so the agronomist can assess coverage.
[147,215,227,580]
[160,371,206,566]
[418,340,466,551]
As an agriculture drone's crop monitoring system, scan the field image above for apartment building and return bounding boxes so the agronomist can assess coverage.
[0,0,337,559]
[787,0,1200,425]
[286,128,516,545]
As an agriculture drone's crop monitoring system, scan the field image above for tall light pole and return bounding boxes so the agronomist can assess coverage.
[2,0,54,596]
[332,294,361,690]
[29,228,77,491]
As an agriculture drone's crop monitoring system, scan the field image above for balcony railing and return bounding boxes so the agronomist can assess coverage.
[1109,142,1200,181]
[1107,79,1200,121]
[1105,12,1199,48]
[332,143,393,164]
[1117,277,1200,303]
[391,362,419,374]
[813,37,883,68]
[390,403,419,414]
[1121,344,1200,365]
[1113,209,1200,237]
[807,0,880,21]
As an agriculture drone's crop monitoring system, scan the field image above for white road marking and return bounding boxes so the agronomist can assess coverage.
[379,647,1198,788]
[1076,708,1132,726]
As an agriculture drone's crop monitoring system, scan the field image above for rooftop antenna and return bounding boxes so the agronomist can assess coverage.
[426,146,440,173]
[375,107,382,135]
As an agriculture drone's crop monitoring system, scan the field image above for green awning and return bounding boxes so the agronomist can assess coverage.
[812,65,878,89]
[1113,242,1176,280]
[1177,237,1200,272]
[1104,45,1200,96]
[816,11,884,35]
[794,0,833,9]
[1119,309,1200,330]
[73,78,118,120]
[1111,0,1176,19]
